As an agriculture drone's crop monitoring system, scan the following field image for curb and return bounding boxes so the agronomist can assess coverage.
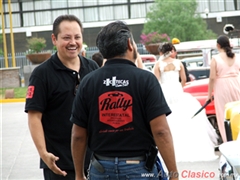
[0,98,26,103]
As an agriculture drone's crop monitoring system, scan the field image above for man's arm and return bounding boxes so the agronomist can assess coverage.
[28,110,67,176]
[71,124,87,180]
[150,114,179,180]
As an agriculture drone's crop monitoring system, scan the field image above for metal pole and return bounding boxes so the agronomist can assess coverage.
[8,0,16,67]
[0,0,9,68]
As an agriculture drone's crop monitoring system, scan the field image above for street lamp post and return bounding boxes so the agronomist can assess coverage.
[205,8,209,29]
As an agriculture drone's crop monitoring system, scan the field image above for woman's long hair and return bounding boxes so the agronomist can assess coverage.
[217,35,235,58]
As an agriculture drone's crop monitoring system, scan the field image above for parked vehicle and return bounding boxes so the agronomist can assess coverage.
[174,38,240,80]
[140,54,157,63]
[143,62,155,72]
[182,56,204,68]
[219,101,240,180]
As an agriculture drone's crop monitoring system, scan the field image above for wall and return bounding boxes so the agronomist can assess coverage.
[0,67,20,88]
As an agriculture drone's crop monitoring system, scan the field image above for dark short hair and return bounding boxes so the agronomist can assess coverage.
[96,21,134,59]
[217,35,234,58]
[52,15,83,39]
[92,52,104,67]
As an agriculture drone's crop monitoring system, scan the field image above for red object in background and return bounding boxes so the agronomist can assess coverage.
[140,54,157,63]
[183,78,215,115]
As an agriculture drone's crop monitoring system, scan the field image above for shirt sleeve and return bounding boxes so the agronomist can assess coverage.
[25,72,48,113]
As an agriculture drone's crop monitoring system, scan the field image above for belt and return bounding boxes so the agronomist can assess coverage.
[95,154,146,161]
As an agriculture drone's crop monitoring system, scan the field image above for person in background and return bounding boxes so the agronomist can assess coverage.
[156,42,186,87]
[207,35,240,143]
[92,52,105,67]
[153,42,218,162]
[80,46,86,57]
[70,20,178,180]
[25,15,99,180]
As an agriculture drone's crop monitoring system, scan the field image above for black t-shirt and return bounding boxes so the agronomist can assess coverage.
[70,59,171,157]
[25,53,98,169]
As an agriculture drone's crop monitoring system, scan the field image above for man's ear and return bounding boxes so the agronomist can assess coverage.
[51,34,57,46]
[127,38,134,52]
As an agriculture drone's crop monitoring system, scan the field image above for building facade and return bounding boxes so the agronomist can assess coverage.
[1,0,240,53]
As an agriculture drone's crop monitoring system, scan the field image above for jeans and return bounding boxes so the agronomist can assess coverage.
[89,157,159,180]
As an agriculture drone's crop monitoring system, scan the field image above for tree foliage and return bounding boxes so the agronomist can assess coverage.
[142,0,217,42]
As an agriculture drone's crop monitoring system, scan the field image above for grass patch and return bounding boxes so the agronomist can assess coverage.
[0,87,27,99]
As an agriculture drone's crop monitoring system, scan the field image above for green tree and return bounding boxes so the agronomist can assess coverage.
[142,0,217,42]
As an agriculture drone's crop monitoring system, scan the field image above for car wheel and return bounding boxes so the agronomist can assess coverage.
[207,115,223,145]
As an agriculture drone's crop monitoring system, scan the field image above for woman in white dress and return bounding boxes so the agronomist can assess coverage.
[153,42,218,162]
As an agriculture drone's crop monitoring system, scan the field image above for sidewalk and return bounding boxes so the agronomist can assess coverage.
[1,102,43,180]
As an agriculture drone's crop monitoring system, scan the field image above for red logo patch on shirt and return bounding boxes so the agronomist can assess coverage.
[26,86,35,99]
[99,91,133,128]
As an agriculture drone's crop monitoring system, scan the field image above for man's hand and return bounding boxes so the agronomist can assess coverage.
[41,152,67,176]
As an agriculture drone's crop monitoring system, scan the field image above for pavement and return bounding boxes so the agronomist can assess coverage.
[1,101,222,180]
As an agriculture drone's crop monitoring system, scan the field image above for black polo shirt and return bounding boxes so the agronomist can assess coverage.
[25,52,98,169]
[70,59,171,157]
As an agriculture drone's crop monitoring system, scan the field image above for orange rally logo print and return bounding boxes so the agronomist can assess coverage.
[26,86,35,98]
[99,91,133,128]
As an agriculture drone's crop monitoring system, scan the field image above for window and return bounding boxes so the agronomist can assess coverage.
[99,6,113,20]
[5,14,21,28]
[131,4,146,18]
[113,0,127,4]
[34,1,51,10]
[69,9,84,22]
[51,0,67,8]
[35,11,52,25]
[209,0,224,12]
[5,3,19,12]
[226,0,236,11]
[196,0,209,13]
[98,0,113,5]
[131,0,146,2]
[52,10,68,23]
[114,5,128,19]
[68,1,83,7]
[84,8,98,22]
[22,2,34,11]
[84,0,97,6]
[23,13,35,26]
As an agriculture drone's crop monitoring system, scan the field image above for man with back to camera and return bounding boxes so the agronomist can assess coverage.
[70,20,179,180]
[25,15,98,180]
